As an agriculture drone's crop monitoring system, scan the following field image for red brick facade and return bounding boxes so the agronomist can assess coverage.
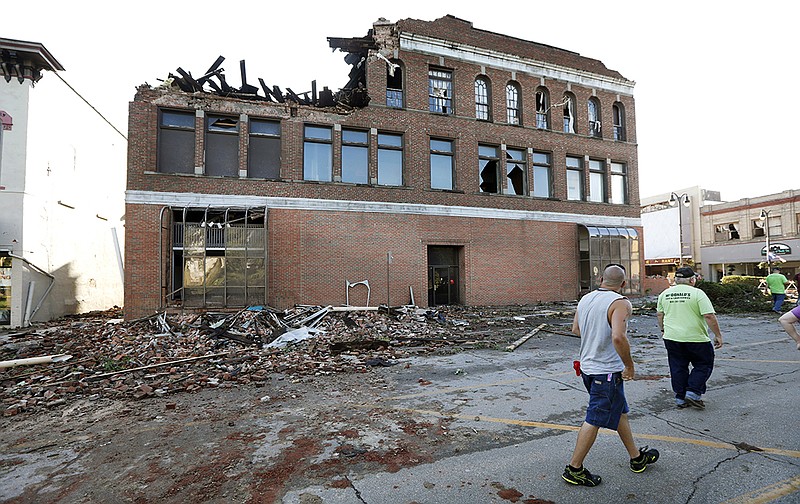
[124,15,642,319]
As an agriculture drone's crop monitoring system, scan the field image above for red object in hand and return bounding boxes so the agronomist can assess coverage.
[573,360,582,376]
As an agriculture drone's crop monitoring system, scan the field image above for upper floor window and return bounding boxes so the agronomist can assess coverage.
[506,82,521,125]
[303,125,332,182]
[588,159,606,202]
[566,156,583,201]
[158,110,195,174]
[248,119,281,179]
[563,93,576,133]
[612,103,626,141]
[535,88,549,129]
[478,144,500,193]
[588,97,602,137]
[610,162,627,204]
[341,129,369,184]
[386,60,403,108]
[753,219,766,237]
[475,76,491,121]
[429,68,453,114]
[769,215,782,237]
[377,132,403,186]
[715,223,740,242]
[505,148,526,195]
[532,151,552,198]
[430,138,455,190]
[206,115,240,177]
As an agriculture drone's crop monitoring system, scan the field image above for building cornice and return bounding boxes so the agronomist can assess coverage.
[126,190,640,228]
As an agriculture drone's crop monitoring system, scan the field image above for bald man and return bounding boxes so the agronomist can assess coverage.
[562,264,659,487]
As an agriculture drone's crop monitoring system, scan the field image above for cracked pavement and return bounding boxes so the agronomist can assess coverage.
[2,310,799,503]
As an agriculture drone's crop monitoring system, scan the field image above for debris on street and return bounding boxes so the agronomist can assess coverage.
[0,303,581,417]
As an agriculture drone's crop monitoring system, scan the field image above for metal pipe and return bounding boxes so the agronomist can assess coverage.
[8,253,55,326]
[23,281,35,326]
[0,353,72,369]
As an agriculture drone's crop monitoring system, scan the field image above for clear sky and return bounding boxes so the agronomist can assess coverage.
[4,0,797,201]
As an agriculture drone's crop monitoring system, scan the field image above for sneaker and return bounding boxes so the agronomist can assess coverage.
[685,397,706,409]
[630,446,660,473]
[676,402,690,409]
[562,465,602,486]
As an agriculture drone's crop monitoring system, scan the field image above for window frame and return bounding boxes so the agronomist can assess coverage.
[531,150,552,198]
[478,144,501,194]
[247,118,281,179]
[506,82,521,125]
[588,158,606,203]
[610,161,627,204]
[386,60,404,108]
[613,102,626,141]
[303,124,333,182]
[566,155,584,201]
[430,137,455,191]
[158,109,196,174]
[588,97,602,138]
[505,147,527,196]
[428,68,453,114]
[562,93,576,134]
[475,76,491,121]
[341,128,369,184]
[205,115,240,178]
[377,132,404,186]
[535,88,550,129]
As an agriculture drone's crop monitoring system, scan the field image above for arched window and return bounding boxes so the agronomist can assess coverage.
[475,76,491,121]
[535,87,549,129]
[386,60,404,108]
[562,92,577,133]
[506,82,521,125]
[588,97,601,138]
[613,102,626,141]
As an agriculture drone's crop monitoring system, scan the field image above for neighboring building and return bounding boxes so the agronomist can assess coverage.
[124,15,642,320]
[641,186,722,277]
[700,190,800,281]
[0,38,126,327]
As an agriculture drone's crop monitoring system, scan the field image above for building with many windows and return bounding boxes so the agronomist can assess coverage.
[124,15,642,319]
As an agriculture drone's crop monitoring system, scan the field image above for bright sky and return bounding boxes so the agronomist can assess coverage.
[4,1,797,201]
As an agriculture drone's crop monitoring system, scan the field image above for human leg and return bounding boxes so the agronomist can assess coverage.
[664,340,690,403]
[773,293,786,312]
[615,414,640,458]
[569,421,600,468]
[686,341,715,397]
[778,311,800,350]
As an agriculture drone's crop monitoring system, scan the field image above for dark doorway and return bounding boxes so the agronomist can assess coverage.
[428,246,461,306]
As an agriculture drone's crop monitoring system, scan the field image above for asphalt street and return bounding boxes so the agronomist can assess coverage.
[283,311,800,504]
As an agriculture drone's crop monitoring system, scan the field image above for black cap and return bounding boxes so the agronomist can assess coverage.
[675,266,696,278]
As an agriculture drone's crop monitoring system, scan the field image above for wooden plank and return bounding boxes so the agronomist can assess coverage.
[505,323,547,352]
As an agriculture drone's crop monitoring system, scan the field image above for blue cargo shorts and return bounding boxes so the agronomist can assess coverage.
[582,371,629,430]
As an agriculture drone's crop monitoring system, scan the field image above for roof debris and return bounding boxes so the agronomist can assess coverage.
[1,303,580,417]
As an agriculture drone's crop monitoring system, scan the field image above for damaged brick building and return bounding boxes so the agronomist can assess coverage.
[124,15,641,320]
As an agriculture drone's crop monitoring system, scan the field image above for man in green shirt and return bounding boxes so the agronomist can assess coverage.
[765,267,789,313]
[657,267,723,409]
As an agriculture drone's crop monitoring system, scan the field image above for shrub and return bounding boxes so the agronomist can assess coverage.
[696,279,771,313]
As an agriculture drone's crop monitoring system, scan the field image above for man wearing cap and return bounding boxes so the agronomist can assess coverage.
[657,266,723,409]
[765,267,789,313]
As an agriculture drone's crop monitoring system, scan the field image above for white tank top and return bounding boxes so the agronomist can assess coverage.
[576,289,626,375]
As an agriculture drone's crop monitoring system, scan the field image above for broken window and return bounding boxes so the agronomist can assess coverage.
[588,159,606,203]
[428,68,453,114]
[341,129,369,184]
[505,148,526,195]
[588,98,601,137]
[613,103,626,141]
[303,125,332,182]
[248,119,281,179]
[506,82,520,125]
[430,138,454,190]
[475,76,490,121]
[563,92,576,133]
[205,115,239,177]
[566,156,583,201]
[535,88,549,129]
[158,109,195,174]
[532,151,552,198]
[715,223,740,242]
[753,219,766,237]
[478,144,500,193]
[386,60,403,108]
[610,162,627,204]
[169,207,267,308]
[377,132,403,186]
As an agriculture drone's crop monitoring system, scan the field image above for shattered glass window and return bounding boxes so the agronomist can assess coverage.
[478,144,500,193]
[563,93,576,133]
[386,61,403,108]
[505,148,526,195]
[588,98,601,137]
[535,89,549,129]
[428,68,453,114]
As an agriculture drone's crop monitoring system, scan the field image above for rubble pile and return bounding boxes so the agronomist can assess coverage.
[0,303,577,417]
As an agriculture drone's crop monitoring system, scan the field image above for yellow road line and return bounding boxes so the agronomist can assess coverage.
[377,406,800,459]
[719,475,800,504]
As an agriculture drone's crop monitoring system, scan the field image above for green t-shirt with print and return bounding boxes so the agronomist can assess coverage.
[765,273,788,294]
[657,284,715,343]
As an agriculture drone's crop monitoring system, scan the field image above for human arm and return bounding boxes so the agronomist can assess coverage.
[571,311,580,337]
[610,298,635,380]
[703,313,723,349]
[657,312,665,333]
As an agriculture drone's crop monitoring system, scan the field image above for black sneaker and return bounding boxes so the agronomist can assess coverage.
[562,465,602,486]
[630,446,660,473]
[685,397,706,410]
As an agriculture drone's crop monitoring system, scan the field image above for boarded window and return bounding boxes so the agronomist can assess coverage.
[205,115,239,177]
[248,119,280,179]
[158,110,195,174]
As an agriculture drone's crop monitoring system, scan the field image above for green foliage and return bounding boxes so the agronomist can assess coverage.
[696,279,771,313]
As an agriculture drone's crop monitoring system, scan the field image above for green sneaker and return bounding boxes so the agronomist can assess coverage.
[562,465,602,486]
[630,446,660,473]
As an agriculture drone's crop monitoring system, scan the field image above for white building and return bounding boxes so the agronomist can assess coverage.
[0,38,125,327]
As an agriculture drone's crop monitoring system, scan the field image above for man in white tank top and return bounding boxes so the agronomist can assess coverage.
[562,264,660,487]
